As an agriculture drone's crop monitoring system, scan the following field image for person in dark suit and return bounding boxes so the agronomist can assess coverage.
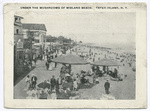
[56,78,60,94]
[33,57,37,66]
[50,75,56,91]
[55,54,57,58]
[31,74,37,89]
[114,68,118,78]
[45,61,49,70]
[104,79,110,94]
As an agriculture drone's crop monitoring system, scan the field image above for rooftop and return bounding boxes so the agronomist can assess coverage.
[14,15,24,19]
[22,23,47,31]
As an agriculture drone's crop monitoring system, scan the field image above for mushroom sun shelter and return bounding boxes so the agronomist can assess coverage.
[51,54,89,65]
[92,59,120,66]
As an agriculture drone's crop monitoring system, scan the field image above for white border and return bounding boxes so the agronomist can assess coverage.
[1,0,149,110]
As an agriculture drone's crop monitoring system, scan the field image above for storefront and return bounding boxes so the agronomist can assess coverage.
[14,39,25,76]
[16,39,24,63]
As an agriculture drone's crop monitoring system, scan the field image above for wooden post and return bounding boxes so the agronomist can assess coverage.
[69,64,71,74]
[107,66,109,74]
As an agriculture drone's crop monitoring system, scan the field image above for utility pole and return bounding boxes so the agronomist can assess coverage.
[28,31,34,67]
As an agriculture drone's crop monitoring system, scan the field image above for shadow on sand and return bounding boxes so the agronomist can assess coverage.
[78,83,96,89]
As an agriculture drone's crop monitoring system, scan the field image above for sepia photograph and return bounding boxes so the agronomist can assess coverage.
[14,11,136,100]
[4,3,147,108]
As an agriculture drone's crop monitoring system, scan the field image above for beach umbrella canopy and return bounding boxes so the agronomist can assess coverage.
[77,50,88,53]
[37,82,50,89]
[51,54,89,65]
[92,59,120,66]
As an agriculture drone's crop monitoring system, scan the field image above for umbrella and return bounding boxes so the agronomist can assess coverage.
[37,82,50,89]
[92,59,120,66]
[52,54,89,74]
[51,54,89,65]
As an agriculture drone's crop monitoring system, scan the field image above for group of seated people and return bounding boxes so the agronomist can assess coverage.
[59,65,121,90]
[108,69,118,78]
[26,87,57,99]
[60,65,70,75]
[91,65,119,78]
[80,75,90,85]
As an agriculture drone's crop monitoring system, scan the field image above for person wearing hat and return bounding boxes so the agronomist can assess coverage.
[39,89,48,99]
[73,79,78,92]
[56,78,60,94]
[26,87,33,99]
[24,75,30,91]
[31,74,37,89]
[33,56,37,66]
[50,75,56,91]
[104,79,110,94]
[45,60,49,70]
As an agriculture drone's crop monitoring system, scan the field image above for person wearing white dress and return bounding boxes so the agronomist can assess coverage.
[49,63,52,70]
[32,89,38,99]
[26,88,33,99]
[73,79,78,91]
[24,75,30,91]
[51,90,57,100]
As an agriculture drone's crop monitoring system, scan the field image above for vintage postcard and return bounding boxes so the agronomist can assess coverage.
[4,3,147,108]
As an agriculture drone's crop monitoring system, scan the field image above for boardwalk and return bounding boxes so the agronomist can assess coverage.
[14,54,135,99]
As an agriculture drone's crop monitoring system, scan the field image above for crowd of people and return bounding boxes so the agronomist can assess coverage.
[74,46,136,77]
[44,47,68,71]
[23,45,136,99]
[24,74,81,99]
[75,46,136,68]
[24,74,37,92]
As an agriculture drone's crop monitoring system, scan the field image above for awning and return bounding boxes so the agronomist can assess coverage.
[51,54,89,65]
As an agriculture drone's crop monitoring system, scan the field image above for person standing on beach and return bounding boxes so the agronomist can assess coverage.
[73,79,78,92]
[24,75,30,91]
[31,74,37,89]
[56,78,60,94]
[50,75,56,91]
[104,79,110,94]
[45,60,49,70]
[34,57,37,66]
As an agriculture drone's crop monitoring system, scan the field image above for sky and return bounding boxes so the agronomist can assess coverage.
[16,11,136,50]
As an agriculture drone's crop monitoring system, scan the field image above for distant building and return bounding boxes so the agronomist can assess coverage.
[44,35,58,49]
[56,36,65,45]
[22,23,47,55]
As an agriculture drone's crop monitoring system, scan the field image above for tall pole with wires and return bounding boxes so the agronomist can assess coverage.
[28,31,34,67]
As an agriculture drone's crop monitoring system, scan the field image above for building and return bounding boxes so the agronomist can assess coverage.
[22,23,47,57]
[14,15,24,77]
[14,15,24,62]
[44,35,57,50]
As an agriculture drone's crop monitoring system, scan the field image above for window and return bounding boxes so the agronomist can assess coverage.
[16,29,19,34]
[15,17,17,22]
[47,39,50,42]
